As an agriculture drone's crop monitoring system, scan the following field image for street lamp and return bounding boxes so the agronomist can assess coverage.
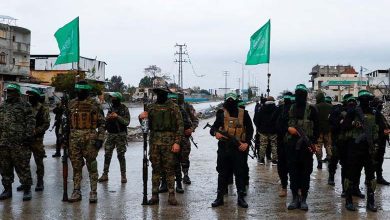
[234,60,245,92]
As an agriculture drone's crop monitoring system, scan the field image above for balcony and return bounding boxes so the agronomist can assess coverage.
[13,42,30,54]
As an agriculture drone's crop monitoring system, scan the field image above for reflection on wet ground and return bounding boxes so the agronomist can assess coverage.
[1,103,390,219]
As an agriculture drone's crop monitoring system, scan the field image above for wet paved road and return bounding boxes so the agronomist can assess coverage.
[1,103,390,219]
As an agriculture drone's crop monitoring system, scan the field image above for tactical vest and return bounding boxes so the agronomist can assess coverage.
[221,108,246,141]
[70,100,98,129]
[106,104,128,133]
[288,104,314,137]
[351,111,378,141]
[149,103,177,132]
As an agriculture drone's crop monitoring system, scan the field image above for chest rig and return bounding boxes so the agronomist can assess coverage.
[70,100,98,129]
[222,108,246,141]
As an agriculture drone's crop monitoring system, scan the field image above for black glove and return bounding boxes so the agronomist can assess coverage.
[95,140,103,149]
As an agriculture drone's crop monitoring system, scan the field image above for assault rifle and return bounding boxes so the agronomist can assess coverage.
[189,136,198,149]
[61,93,70,201]
[141,93,149,205]
[295,127,316,154]
[355,107,375,154]
[203,122,241,147]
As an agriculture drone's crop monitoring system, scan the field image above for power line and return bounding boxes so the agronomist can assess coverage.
[184,46,205,78]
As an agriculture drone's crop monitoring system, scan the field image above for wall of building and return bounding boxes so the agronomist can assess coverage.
[31,56,106,82]
[0,23,31,77]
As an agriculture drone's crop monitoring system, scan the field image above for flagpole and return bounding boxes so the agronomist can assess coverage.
[267,63,271,97]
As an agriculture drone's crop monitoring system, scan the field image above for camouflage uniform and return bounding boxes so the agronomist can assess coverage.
[0,97,35,188]
[30,102,50,179]
[103,103,130,175]
[180,103,198,179]
[148,100,183,194]
[68,97,105,193]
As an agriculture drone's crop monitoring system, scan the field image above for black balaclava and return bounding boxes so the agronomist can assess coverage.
[224,98,238,113]
[28,94,39,106]
[178,93,185,105]
[377,103,383,112]
[359,96,371,110]
[6,90,19,102]
[155,90,168,104]
[77,89,89,101]
[111,97,120,107]
[295,89,307,106]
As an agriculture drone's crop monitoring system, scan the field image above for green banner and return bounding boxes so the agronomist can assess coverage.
[245,19,271,65]
[54,17,80,65]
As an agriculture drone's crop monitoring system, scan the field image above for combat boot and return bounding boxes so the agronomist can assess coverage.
[352,186,365,199]
[52,152,61,157]
[147,193,159,205]
[168,192,178,206]
[176,180,184,194]
[159,178,168,193]
[16,185,23,192]
[366,192,377,212]
[237,192,248,208]
[89,191,98,203]
[279,187,287,197]
[345,193,356,211]
[35,177,44,191]
[377,176,390,185]
[98,173,108,182]
[121,172,127,183]
[68,190,82,203]
[287,191,300,210]
[317,160,322,169]
[211,191,224,207]
[23,185,32,201]
[183,175,192,185]
[0,185,12,200]
[300,192,308,211]
[328,173,335,186]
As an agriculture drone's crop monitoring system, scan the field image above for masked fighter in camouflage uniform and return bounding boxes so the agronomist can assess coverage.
[98,92,130,184]
[343,90,379,212]
[68,81,105,203]
[15,88,50,192]
[139,87,183,206]
[0,83,35,201]
[180,93,199,184]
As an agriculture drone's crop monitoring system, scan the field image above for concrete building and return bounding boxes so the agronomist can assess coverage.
[309,64,368,101]
[30,55,106,85]
[0,16,31,93]
[366,69,390,97]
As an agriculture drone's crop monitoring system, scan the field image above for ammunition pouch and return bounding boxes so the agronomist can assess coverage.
[70,101,98,130]
[222,108,246,142]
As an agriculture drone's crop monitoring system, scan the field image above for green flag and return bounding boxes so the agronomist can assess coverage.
[54,17,80,65]
[245,19,271,65]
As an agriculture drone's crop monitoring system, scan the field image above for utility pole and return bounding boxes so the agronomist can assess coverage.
[223,71,229,96]
[238,78,241,91]
[175,43,187,88]
[234,61,245,93]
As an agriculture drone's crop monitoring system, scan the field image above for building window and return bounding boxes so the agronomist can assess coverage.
[12,36,16,42]
[0,30,6,39]
[12,58,15,65]
[0,53,6,64]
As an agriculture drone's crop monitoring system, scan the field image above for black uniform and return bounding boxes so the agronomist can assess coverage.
[275,101,292,189]
[374,107,390,184]
[286,103,319,194]
[210,107,254,207]
[52,103,64,156]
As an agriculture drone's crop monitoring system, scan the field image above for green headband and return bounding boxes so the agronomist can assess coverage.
[358,90,373,97]
[27,88,41,96]
[6,83,21,93]
[168,93,178,99]
[75,84,92,90]
[109,92,123,101]
[238,101,246,107]
[225,93,238,101]
[295,84,308,92]
[283,95,292,100]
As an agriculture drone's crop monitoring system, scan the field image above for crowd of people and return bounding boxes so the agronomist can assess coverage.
[0,80,389,214]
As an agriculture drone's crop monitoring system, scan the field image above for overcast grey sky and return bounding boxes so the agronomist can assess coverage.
[4,0,390,96]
